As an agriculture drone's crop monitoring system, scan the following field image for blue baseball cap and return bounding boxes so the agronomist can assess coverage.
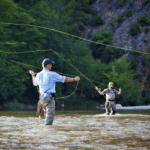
[42,58,55,67]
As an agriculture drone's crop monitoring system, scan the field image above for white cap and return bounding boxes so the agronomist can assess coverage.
[108,82,114,87]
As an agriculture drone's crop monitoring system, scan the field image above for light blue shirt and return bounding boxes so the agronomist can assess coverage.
[33,68,66,94]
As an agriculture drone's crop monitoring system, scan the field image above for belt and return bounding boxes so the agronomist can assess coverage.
[51,93,55,97]
[43,92,55,98]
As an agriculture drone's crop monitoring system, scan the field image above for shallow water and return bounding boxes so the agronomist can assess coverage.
[0,111,150,150]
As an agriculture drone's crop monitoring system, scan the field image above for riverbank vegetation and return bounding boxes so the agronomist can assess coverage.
[0,0,150,109]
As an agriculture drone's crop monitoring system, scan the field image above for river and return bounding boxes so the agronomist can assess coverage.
[0,110,150,150]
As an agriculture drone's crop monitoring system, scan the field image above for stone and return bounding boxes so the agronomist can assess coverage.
[116,104,122,108]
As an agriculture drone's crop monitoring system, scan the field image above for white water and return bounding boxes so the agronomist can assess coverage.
[0,114,150,150]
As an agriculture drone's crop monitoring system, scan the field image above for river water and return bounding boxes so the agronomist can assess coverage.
[0,111,150,150]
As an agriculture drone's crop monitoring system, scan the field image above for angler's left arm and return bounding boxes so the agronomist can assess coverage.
[29,70,38,86]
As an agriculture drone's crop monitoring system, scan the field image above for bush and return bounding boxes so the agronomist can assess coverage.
[129,1,134,7]
[90,8,98,16]
[117,0,129,7]
[88,0,97,5]
[129,22,140,36]
[121,0,129,4]
[90,28,113,59]
[141,94,150,105]
[143,0,150,6]
[141,55,147,66]
[145,54,150,67]
[83,6,97,16]
[108,16,117,26]
[137,15,150,26]
[91,16,104,26]
[104,58,141,106]
[79,22,85,31]
[144,27,149,33]
[128,51,140,70]
[3,99,24,110]
[100,47,125,64]
[133,73,142,79]
[117,14,125,23]
[124,10,132,17]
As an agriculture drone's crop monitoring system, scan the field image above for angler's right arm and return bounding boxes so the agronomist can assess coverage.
[95,86,104,95]
[29,70,38,86]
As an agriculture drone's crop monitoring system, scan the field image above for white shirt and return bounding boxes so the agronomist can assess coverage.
[33,68,66,94]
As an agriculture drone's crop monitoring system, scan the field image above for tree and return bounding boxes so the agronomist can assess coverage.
[0,0,45,105]
[90,28,113,59]
[104,58,141,106]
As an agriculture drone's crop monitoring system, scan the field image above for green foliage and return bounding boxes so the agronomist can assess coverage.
[137,15,150,26]
[79,22,86,31]
[117,14,125,23]
[14,0,41,9]
[46,0,102,34]
[0,0,45,104]
[117,0,129,7]
[143,0,150,6]
[0,0,18,22]
[144,53,150,67]
[100,47,125,64]
[121,0,129,4]
[133,73,142,80]
[108,16,117,26]
[88,0,97,5]
[0,26,6,41]
[93,58,141,106]
[83,5,97,15]
[144,27,150,33]
[141,94,150,105]
[104,58,141,106]
[52,0,96,35]
[91,16,104,26]
[0,0,145,108]
[3,99,24,110]
[90,30,124,64]
[90,28,113,59]
[117,10,132,23]
[124,10,132,17]
[129,1,134,7]
[129,22,141,36]
[128,51,140,70]
[0,67,28,101]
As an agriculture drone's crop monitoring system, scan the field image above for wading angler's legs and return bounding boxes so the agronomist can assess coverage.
[105,102,110,115]
[45,99,55,125]
[110,102,116,115]
[37,100,43,123]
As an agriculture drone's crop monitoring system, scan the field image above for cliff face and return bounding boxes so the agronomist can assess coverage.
[84,0,150,53]
[83,0,150,94]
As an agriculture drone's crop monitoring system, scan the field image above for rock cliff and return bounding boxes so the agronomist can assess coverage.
[83,0,150,94]
[84,0,150,52]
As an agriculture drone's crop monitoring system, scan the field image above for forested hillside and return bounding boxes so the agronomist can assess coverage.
[0,0,149,109]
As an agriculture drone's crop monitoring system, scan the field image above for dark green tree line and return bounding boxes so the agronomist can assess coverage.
[0,0,144,108]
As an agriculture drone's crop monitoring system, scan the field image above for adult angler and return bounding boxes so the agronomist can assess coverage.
[29,58,80,125]
[95,82,121,115]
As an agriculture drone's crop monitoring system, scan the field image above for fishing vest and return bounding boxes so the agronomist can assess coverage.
[106,89,116,101]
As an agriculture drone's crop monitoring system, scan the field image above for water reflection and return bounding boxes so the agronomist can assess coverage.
[0,113,150,149]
